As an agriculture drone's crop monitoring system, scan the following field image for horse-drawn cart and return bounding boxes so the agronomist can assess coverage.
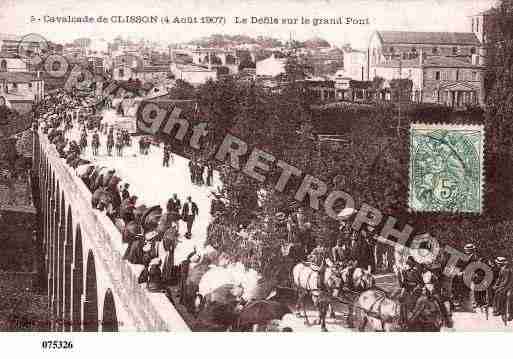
[86,115,102,131]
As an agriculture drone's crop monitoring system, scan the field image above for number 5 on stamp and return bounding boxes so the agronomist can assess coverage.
[409,123,484,213]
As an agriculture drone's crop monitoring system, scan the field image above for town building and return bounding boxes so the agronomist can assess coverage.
[367,27,486,107]
[0,52,28,72]
[170,63,217,86]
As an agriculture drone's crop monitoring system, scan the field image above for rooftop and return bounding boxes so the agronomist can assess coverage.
[135,65,170,73]
[173,63,215,72]
[375,31,481,46]
[374,55,482,69]
[423,55,482,68]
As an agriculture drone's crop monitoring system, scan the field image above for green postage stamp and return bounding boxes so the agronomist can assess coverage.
[409,124,484,213]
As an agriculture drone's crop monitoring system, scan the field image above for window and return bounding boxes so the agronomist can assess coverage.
[477,18,480,33]
[456,69,459,81]
[12,83,17,90]
[435,71,440,80]
[28,82,32,88]
[408,69,412,77]
[452,47,458,55]
[432,47,438,55]
[403,53,408,60]
[0,59,6,72]
[470,47,476,55]
[472,71,478,81]
[472,18,475,32]
[389,47,394,53]
[118,68,124,78]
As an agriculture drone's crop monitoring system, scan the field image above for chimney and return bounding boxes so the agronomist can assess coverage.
[471,53,479,66]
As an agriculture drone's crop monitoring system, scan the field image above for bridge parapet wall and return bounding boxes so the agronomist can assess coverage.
[35,130,190,332]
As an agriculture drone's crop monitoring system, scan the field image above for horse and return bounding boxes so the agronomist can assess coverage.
[351,287,449,332]
[76,164,95,187]
[340,266,376,292]
[140,205,163,233]
[91,135,100,156]
[351,288,403,331]
[91,187,116,216]
[292,262,342,331]
[87,166,106,191]
[115,136,124,156]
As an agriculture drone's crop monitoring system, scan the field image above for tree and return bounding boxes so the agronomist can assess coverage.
[389,78,413,102]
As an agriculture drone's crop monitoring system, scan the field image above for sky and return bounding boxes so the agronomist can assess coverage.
[0,0,498,49]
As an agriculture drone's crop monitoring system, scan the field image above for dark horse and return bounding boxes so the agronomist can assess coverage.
[351,287,452,332]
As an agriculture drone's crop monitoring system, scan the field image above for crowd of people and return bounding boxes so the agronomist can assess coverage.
[36,89,513,330]
[207,200,513,326]
[188,156,214,186]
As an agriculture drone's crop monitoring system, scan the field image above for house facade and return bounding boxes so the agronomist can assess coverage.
[368,29,486,107]
[368,31,482,68]
[371,54,484,107]
[132,65,170,82]
[256,54,287,78]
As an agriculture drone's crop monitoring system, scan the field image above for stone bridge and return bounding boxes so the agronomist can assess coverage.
[32,130,190,332]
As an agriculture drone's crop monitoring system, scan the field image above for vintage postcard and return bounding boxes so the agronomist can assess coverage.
[1,0,513,350]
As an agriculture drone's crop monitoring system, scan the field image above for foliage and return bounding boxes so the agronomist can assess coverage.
[189,34,283,48]
[389,78,413,102]
[168,79,196,100]
[0,280,49,331]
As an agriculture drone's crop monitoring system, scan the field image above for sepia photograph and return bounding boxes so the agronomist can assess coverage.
[1,0,513,355]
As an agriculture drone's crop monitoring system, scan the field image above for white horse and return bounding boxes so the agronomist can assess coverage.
[292,262,342,331]
[340,266,376,292]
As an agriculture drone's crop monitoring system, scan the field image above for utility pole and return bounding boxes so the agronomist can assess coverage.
[397,55,402,138]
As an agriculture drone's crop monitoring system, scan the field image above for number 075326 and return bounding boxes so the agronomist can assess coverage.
[41,340,73,350]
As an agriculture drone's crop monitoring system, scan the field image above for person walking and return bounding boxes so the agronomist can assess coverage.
[166,193,182,230]
[181,196,199,238]
[188,160,195,183]
[121,183,130,201]
[206,163,214,186]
